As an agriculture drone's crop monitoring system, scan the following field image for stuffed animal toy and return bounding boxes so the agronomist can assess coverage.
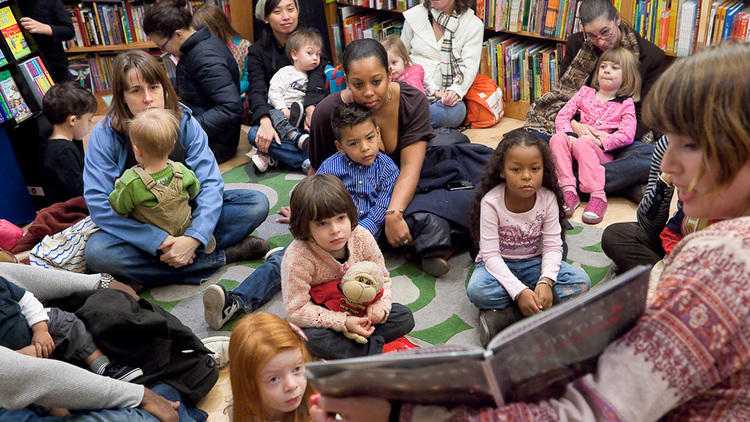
[309,261,385,344]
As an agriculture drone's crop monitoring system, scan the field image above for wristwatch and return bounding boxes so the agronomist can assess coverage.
[98,273,113,289]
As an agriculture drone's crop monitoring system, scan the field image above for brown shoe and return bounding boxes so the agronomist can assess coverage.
[0,249,17,263]
[421,256,450,277]
[225,235,269,264]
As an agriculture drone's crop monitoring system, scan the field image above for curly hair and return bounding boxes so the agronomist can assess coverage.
[469,128,567,247]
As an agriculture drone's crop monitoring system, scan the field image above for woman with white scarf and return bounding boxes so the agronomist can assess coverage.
[401,0,483,129]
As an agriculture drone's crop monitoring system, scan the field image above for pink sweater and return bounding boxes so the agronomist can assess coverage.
[281,226,392,332]
[475,185,563,300]
[394,63,437,96]
[554,86,637,151]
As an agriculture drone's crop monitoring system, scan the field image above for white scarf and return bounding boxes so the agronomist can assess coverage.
[431,8,463,89]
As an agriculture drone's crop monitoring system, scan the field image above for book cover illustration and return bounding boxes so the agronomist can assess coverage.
[68,60,93,92]
[306,266,651,407]
[0,70,33,122]
[0,6,31,59]
[0,48,6,67]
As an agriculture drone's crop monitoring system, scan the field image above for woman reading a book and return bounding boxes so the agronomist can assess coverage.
[525,0,665,203]
[83,50,271,288]
[400,0,484,128]
[309,42,750,422]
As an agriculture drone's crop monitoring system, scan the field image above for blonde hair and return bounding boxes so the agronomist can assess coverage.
[381,35,411,67]
[229,312,313,422]
[128,108,179,159]
[107,50,182,134]
[192,4,239,45]
[643,41,750,191]
[591,47,641,101]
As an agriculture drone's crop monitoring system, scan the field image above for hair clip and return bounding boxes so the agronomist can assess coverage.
[289,322,308,341]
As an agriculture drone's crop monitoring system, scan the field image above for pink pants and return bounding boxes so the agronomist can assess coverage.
[549,133,613,196]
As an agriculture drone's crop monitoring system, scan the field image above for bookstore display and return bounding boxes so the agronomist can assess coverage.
[307,266,651,407]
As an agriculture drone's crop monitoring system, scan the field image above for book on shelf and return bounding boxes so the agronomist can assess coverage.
[0,48,7,67]
[0,70,33,123]
[0,6,31,59]
[18,56,54,108]
[306,266,651,407]
[68,56,94,92]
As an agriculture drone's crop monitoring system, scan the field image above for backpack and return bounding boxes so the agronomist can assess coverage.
[325,64,346,93]
[463,74,504,128]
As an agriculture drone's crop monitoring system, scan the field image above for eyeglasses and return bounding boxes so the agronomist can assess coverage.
[155,33,174,51]
[583,22,616,42]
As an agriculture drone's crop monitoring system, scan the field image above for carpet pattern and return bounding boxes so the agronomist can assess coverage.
[145,164,614,347]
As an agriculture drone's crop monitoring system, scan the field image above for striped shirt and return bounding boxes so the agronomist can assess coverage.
[316,152,399,239]
[637,135,677,235]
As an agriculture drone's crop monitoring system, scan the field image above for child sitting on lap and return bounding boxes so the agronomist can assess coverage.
[108,108,216,253]
[281,174,414,360]
[317,103,399,239]
[382,35,440,101]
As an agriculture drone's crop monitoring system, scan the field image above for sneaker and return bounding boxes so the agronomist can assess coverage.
[251,152,277,173]
[288,101,304,128]
[202,335,230,368]
[204,235,217,254]
[225,235,270,264]
[421,256,450,277]
[562,191,580,217]
[98,361,143,382]
[582,197,608,224]
[296,133,310,151]
[478,307,524,348]
[203,284,241,330]
[264,246,285,261]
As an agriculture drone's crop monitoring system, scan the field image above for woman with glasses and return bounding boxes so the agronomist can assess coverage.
[143,0,242,164]
[525,0,665,204]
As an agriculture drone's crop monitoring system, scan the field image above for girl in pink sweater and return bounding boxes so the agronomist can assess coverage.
[280,174,414,360]
[382,36,440,100]
[466,129,590,346]
[550,47,641,224]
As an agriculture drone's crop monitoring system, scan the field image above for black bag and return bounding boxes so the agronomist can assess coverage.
[74,289,218,404]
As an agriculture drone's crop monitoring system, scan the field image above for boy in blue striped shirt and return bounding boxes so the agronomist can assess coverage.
[316,103,399,238]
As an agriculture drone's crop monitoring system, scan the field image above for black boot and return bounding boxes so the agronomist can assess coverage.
[478,306,524,348]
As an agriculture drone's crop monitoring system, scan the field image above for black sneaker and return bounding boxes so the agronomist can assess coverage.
[98,361,143,382]
[289,101,304,128]
[203,284,241,330]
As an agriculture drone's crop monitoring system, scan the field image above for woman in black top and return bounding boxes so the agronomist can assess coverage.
[143,0,241,164]
[19,0,75,83]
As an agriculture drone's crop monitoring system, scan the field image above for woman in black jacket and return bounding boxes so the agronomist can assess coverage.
[144,0,241,164]
[246,0,328,173]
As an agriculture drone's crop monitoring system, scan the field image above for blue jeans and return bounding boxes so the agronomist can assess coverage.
[229,247,284,312]
[603,141,655,193]
[0,382,207,422]
[466,258,591,310]
[248,125,308,170]
[86,190,269,287]
[430,100,467,129]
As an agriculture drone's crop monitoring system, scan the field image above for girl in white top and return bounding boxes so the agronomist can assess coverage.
[400,0,484,128]
[466,129,591,344]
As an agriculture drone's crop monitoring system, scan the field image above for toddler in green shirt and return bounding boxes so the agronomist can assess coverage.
[108,108,216,253]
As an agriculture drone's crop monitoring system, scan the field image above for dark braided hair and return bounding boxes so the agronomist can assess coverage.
[469,128,567,247]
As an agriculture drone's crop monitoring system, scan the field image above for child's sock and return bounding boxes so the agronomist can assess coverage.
[89,355,110,374]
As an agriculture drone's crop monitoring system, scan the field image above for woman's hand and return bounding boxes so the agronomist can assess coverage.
[158,236,200,268]
[534,279,554,310]
[441,89,460,106]
[340,89,353,104]
[304,105,316,131]
[255,117,280,153]
[517,289,543,316]
[345,316,374,338]
[19,18,52,36]
[385,214,413,248]
[310,395,390,422]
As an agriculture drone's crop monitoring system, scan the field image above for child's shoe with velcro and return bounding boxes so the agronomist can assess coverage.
[582,197,608,224]
[98,361,143,382]
[251,152,277,174]
[562,191,580,217]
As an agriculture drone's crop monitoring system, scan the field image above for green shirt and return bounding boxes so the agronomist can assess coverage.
[109,162,200,216]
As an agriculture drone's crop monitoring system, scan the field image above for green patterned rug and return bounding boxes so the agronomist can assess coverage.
[145,163,613,347]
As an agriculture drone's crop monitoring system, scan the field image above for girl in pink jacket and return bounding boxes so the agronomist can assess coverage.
[550,47,641,224]
[382,36,440,101]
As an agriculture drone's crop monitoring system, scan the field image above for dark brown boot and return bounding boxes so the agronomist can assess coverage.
[225,236,269,264]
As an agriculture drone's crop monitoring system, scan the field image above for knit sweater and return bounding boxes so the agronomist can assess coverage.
[281,226,392,332]
[403,217,750,421]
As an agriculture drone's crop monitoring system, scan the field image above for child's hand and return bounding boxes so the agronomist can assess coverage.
[276,206,291,224]
[345,316,374,338]
[433,90,443,99]
[19,18,53,36]
[571,121,596,140]
[517,289,543,316]
[366,306,387,324]
[282,108,291,120]
[31,322,55,358]
[534,279,554,310]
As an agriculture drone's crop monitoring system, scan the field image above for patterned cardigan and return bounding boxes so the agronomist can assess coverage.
[281,226,392,332]
[403,217,750,421]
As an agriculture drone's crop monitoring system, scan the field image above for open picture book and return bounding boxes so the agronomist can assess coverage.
[306,265,651,407]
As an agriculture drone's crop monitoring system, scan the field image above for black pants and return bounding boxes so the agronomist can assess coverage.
[601,222,665,273]
[404,212,453,258]
[303,303,415,360]
[48,307,98,365]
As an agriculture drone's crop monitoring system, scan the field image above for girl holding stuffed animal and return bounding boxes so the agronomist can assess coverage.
[281,174,414,360]
[466,129,591,346]
[229,312,313,422]
[549,47,641,224]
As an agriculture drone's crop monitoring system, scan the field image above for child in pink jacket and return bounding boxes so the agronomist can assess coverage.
[382,36,440,101]
[550,48,641,224]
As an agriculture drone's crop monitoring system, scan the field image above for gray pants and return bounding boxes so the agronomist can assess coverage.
[268,107,300,140]
[47,307,98,365]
